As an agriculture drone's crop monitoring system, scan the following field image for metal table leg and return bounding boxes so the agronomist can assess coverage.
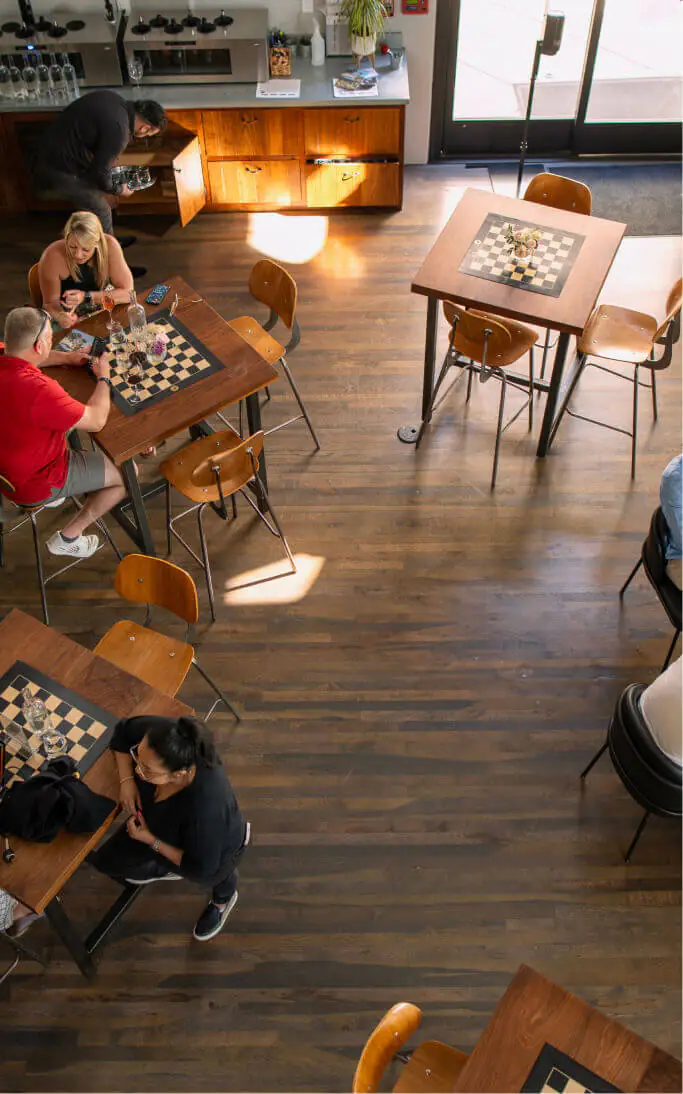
[245,392,268,512]
[45,895,96,980]
[536,331,573,456]
[110,459,157,556]
[398,296,439,444]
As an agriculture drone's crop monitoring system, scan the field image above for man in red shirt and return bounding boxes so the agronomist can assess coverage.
[0,306,126,559]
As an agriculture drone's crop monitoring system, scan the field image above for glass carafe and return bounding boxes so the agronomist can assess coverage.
[48,51,66,102]
[60,52,79,100]
[35,51,51,102]
[8,56,27,100]
[21,51,38,101]
[0,55,11,100]
[127,288,148,343]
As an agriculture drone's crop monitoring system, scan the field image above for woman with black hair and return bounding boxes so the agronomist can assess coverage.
[89,715,249,942]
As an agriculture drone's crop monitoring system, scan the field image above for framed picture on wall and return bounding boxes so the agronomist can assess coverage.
[383,0,394,15]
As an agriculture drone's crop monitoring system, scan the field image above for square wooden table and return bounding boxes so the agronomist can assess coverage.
[452,965,682,1093]
[0,608,191,978]
[46,276,279,555]
[405,189,626,456]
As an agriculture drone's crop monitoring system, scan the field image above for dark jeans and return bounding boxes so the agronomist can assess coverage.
[34,165,114,234]
[89,824,249,905]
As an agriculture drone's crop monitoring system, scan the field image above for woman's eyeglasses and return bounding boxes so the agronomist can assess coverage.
[129,743,157,780]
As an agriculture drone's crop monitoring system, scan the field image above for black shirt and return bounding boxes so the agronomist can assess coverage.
[42,90,135,193]
[110,716,246,882]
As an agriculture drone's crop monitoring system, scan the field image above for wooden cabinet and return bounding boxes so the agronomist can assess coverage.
[117,121,207,226]
[305,162,400,208]
[203,109,301,158]
[303,107,402,158]
[208,159,302,206]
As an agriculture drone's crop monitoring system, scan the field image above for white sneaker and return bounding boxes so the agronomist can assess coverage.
[42,496,66,509]
[46,531,100,558]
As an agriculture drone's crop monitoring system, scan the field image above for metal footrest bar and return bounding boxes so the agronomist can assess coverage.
[565,407,633,438]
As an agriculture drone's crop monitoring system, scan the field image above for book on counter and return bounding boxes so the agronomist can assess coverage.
[333,67,379,98]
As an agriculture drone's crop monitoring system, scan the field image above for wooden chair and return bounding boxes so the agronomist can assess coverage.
[352,1002,468,1094]
[523,172,592,215]
[620,507,682,672]
[159,429,295,622]
[415,303,538,489]
[556,278,682,478]
[94,554,240,721]
[0,472,121,626]
[224,259,320,450]
[523,173,593,380]
[28,263,42,308]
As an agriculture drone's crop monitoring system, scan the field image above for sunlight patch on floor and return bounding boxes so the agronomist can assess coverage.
[222,553,325,605]
[247,213,329,264]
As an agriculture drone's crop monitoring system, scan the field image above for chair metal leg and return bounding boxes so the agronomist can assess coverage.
[662,629,680,672]
[191,657,240,722]
[466,363,474,403]
[625,810,651,863]
[650,370,658,422]
[491,374,508,490]
[29,512,49,625]
[231,494,237,520]
[415,358,452,449]
[196,502,216,622]
[252,476,296,572]
[528,347,535,432]
[165,483,172,557]
[580,739,608,780]
[238,400,244,439]
[630,363,639,479]
[280,357,321,450]
[619,557,642,599]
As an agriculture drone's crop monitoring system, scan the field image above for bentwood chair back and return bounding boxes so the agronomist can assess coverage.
[27,263,42,308]
[223,259,320,450]
[352,1002,468,1094]
[523,172,592,215]
[655,277,683,341]
[580,681,682,862]
[620,507,682,671]
[96,555,239,720]
[416,302,538,489]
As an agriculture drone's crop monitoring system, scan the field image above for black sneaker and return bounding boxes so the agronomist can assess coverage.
[116,234,137,249]
[124,872,182,885]
[193,892,238,941]
[129,265,147,279]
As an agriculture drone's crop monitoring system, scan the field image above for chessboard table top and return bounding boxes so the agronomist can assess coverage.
[44,275,280,466]
[451,965,681,1094]
[0,609,191,914]
[411,188,626,335]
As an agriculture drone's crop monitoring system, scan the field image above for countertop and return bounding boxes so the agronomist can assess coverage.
[0,55,410,113]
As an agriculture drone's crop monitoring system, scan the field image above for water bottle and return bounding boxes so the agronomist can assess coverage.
[21,51,38,101]
[0,56,11,100]
[49,52,66,102]
[60,52,79,100]
[35,52,51,102]
[127,289,148,343]
[8,56,27,100]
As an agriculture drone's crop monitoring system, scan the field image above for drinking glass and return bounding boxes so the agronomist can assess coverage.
[128,58,144,89]
[126,345,146,405]
[109,320,125,349]
[0,56,10,100]
[21,685,66,757]
[102,288,116,330]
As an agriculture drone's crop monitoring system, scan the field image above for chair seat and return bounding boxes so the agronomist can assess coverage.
[94,620,193,696]
[578,304,658,363]
[393,1041,468,1094]
[447,305,538,367]
[229,315,285,365]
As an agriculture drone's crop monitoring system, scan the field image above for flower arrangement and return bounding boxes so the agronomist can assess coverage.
[503,224,543,259]
[147,325,169,362]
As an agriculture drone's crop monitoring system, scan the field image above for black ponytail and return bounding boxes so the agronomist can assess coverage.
[147,715,218,772]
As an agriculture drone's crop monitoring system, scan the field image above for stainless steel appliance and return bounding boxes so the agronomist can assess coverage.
[0,5,123,87]
[122,8,268,85]
[322,2,351,57]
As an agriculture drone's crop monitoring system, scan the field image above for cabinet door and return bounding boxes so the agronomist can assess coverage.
[303,107,401,158]
[208,160,302,206]
[172,136,207,227]
[305,162,400,208]
[203,109,301,158]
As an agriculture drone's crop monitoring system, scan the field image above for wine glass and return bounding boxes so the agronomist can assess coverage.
[102,288,116,331]
[128,58,144,90]
[126,345,146,405]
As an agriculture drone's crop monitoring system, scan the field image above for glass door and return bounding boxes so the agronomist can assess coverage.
[432,0,682,158]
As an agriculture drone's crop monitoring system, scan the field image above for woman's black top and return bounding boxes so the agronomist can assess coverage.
[110,716,246,883]
[60,259,99,298]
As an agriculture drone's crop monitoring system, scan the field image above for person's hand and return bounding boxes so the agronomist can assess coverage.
[126,812,154,845]
[91,352,111,380]
[61,289,85,309]
[56,309,79,330]
[119,776,141,814]
[118,184,134,198]
[59,350,90,367]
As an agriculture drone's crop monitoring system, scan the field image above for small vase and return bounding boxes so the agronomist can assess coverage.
[351,34,376,60]
[514,244,530,259]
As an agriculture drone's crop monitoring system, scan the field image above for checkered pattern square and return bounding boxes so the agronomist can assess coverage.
[459,214,585,298]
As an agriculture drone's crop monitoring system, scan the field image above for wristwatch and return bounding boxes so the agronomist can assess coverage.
[151,838,160,853]
[97,376,112,388]
[84,291,93,309]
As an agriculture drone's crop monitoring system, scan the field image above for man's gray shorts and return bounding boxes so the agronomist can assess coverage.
[45,450,107,503]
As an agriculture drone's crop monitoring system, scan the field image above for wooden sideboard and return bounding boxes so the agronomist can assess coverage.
[0,103,405,224]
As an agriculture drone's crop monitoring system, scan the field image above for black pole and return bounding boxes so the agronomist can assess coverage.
[516,38,543,198]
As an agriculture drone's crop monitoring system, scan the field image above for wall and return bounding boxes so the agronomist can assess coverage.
[31,0,437,163]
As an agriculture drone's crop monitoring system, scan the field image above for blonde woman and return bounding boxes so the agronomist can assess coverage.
[38,211,134,330]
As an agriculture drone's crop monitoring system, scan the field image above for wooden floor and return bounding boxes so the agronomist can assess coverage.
[0,167,681,1092]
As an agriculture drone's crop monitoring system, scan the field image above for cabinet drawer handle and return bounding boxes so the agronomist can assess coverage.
[344,115,360,123]
[341,171,361,182]
[241,115,259,125]
[173,167,182,173]
[245,166,263,173]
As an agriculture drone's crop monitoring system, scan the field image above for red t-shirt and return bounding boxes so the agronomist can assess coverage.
[0,355,85,505]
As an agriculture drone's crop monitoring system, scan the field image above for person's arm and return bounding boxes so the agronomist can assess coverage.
[660,456,683,558]
[61,238,134,311]
[39,251,78,329]
[44,349,90,368]
[115,750,142,813]
[74,354,111,434]
[126,814,183,867]
[91,112,130,194]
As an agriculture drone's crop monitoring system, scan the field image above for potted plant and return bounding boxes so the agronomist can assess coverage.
[341,0,386,61]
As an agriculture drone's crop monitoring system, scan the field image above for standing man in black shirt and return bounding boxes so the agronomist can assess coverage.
[35,89,167,236]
